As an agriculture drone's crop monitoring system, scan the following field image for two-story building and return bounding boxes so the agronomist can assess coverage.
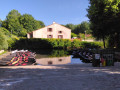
[27,22,71,39]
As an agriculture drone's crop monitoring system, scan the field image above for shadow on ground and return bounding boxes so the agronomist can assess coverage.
[0,63,120,90]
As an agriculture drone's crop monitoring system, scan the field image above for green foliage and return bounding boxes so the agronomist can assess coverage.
[0,30,8,50]
[80,21,92,34]
[78,33,85,39]
[11,38,102,50]
[64,39,71,48]
[5,10,23,36]
[0,27,11,37]
[87,0,120,48]
[0,19,2,27]
[65,21,91,34]
[1,9,45,37]
[7,36,18,49]
[49,50,69,57]
[71,39,102,49]
[19,14,45,33]
[12,38,71,50]
[71,33,77,38]
[71,39,81,48]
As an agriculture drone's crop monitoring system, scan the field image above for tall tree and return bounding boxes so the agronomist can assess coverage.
[65,24,76,31]
[87,0,120,48]
[0,19,2,27]
[0,29,8,50]
[79,21,91,34]
[19,14,45,33]
[2,9,24,36]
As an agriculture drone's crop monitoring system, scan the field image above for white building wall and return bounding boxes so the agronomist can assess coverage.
[27,22,71,39]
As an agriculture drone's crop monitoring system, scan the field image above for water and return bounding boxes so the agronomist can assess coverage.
[0,50,85,66]
[35,50,84,65]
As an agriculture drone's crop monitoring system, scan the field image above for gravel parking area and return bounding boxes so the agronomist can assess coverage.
[0,63,120,90]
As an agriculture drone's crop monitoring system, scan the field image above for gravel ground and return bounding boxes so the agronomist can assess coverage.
[0,63,120,90]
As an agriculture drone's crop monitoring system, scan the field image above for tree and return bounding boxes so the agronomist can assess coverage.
[71,33,77,38]
[19,14,45,33]
[0,19,2,27]
[65,24,80,34]
[33,20,45,30]
[65,22,91,34]
[0,29,8,50]
[2,9,24,36]
[74,24,81,34]
[2,10,45,37]
[79,21,91,34]
[87,0,120,48]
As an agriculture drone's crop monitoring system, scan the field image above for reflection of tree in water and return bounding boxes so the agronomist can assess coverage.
[49,50,69,57]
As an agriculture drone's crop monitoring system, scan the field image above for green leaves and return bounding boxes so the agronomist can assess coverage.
[19,14,45,33]
[0,29,8,50]
[65,21,91,34]
[87,0,120,48]
[1,9,45,37]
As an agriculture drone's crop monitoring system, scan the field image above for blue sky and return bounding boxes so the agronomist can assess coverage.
[0,0,89,26]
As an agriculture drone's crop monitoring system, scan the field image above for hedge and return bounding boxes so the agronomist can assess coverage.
[11,38,103,50]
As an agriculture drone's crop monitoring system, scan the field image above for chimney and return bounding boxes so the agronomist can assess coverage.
[53,22,56,24]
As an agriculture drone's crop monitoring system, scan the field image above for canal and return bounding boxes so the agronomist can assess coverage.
[35,49,85,65]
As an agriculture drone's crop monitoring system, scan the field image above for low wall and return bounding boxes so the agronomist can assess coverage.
[115,52,120,60]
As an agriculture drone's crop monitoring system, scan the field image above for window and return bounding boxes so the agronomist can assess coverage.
[48,61,52,65]
[47,35,53,38]
[59,59,62,61]
[58,35,63,39]
[58,31,62,33]
[48,28,52,32]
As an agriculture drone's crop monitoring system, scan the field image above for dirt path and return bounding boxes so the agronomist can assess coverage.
[0,52,11,60]
[0,63,120,90]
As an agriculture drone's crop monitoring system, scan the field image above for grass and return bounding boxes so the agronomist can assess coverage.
[0,51,7,55]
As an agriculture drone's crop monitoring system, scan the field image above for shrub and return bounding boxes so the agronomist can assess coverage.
[0,31,8,50]
[71,39,81,48]
[11,38,103,50]
[12,38,72,50]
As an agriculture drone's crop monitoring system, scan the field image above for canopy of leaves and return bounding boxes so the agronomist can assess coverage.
[0,29,8,50]
[87,0,120,39]
[65,21,91,34]
[2,9,45,37]
[87,0,120,48]
[71,33,77,38]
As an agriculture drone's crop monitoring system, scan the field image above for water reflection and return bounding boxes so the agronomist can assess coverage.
[35,50,83,65]
[36,55,71,65]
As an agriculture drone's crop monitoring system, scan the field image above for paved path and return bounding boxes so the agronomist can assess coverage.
[0,63,120,90]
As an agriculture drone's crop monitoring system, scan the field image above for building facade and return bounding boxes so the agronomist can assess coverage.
[27,22,71,39]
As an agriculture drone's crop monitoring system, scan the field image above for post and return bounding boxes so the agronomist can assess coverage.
[84,31,86,41]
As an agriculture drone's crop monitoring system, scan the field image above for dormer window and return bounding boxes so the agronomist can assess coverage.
[48,28,52,32]
[58,31,62,33]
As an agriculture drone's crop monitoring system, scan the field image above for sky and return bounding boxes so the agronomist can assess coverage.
[0,0,89,26]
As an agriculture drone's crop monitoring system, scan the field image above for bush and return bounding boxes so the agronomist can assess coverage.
[71,39,81,48]
[71,40,103,49]
[12,38,72,50]
[11,38,103,50]
[0,31,8,50]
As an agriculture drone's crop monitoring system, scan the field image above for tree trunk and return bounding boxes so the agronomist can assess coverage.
[115,32,120,48]
[103,35,106,48]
